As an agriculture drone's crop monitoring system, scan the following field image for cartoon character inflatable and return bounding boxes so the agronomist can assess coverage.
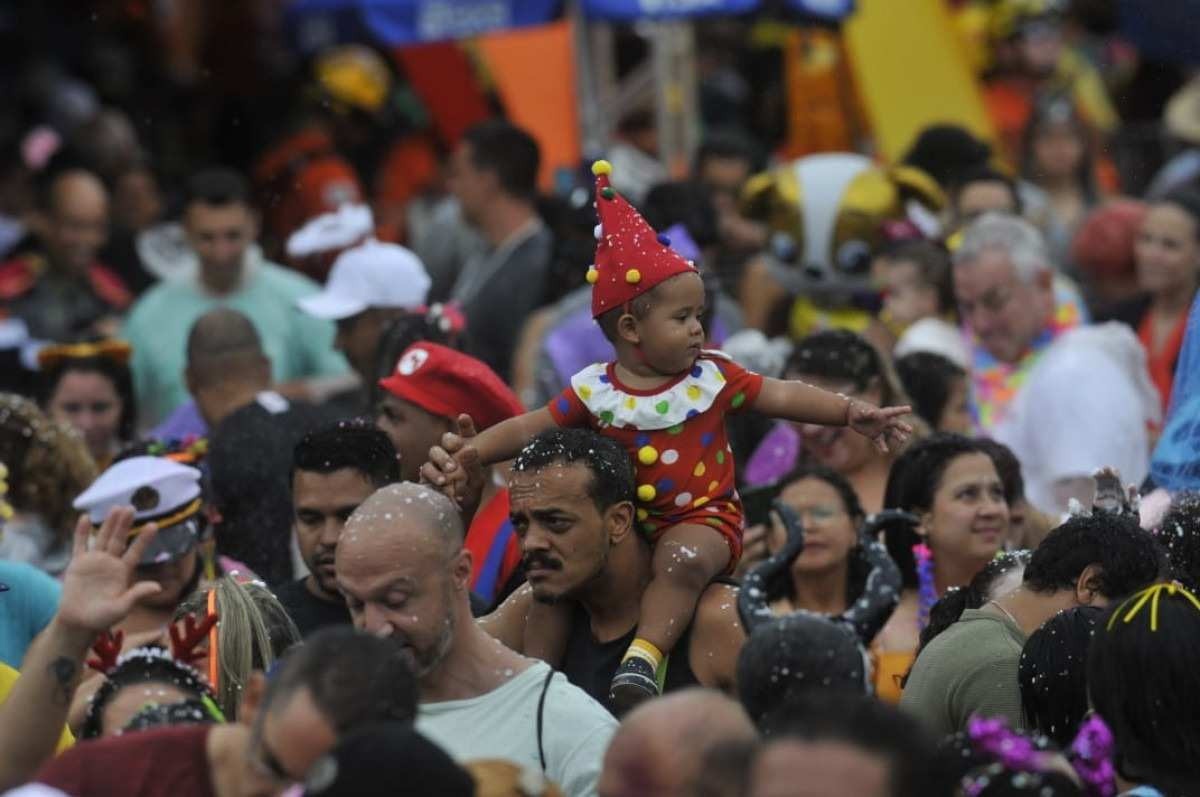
[738,153,945,341]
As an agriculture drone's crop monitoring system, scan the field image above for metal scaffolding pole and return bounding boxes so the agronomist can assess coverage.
[571,1,611,161]
[650,19,698,178]
[571,3,698,175]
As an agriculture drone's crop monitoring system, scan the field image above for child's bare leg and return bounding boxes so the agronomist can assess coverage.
[611,522,730,709]
[521,598,572,667]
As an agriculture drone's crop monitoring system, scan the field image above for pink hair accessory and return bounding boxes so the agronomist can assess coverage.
[22,126,61,171]
[913,542,936,630]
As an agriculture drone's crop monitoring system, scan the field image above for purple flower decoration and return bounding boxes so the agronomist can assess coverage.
[968,716,1049,773]
[1070,715,1117,797]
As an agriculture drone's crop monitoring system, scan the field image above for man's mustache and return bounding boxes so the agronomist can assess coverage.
[523,552,563,572]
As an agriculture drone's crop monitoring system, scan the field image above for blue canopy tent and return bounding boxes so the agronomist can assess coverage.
[781,0,856,24]
[287,0,563,52]
[286,0,856,49]
[581,0,759,22]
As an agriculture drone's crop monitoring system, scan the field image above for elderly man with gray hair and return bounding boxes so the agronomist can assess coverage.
[954,212,1159,514]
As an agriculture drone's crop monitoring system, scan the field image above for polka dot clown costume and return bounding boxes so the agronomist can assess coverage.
[541,160,774,709]
[550,354,760,551]
[549,160,762,558]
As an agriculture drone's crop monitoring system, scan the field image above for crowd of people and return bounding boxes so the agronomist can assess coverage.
[3,1,1200,795]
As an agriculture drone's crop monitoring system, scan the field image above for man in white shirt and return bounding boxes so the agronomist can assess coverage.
[335,482,616,797]
[953,213,1160,514]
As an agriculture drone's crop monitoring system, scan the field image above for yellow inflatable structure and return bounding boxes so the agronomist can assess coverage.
[843,0,995,162]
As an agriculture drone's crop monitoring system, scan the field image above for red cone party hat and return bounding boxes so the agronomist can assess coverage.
[588,159,699,318]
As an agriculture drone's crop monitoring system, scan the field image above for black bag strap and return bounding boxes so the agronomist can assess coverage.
[536,666,556,772]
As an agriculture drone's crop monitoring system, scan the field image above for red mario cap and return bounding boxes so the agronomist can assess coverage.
[378,342,525,430]
[588,160,699,318]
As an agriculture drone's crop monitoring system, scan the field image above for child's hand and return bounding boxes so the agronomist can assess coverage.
[847,400,913,454]
[420,414,486,520]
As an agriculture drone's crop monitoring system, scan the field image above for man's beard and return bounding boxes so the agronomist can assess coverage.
[310,547,339,596]
[411,619,454,679]
[394,586,457,679]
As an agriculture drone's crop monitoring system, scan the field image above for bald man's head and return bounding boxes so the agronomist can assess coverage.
[37,168,109,275]
[186,307,269,387]
[186,306,262,363]
[185,307,271,427]
[598,689,757,797]
[343,482,464,555]
[335,483,471,679]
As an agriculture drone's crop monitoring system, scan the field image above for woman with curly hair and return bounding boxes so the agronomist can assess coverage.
[0,393,96,574]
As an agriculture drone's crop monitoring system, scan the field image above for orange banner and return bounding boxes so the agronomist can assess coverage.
[476,20,582,190]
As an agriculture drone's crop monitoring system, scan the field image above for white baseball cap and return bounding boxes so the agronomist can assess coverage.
[297,239,432,320]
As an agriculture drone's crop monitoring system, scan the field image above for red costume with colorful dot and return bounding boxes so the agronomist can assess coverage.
[548,355,760,561]
[550,160,763,561]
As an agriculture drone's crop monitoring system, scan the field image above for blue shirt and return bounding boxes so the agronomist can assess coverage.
[0,560,61,668]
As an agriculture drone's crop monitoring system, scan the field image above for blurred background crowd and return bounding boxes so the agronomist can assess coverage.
[1,1,1200,796]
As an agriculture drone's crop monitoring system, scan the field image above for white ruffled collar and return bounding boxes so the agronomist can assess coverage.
[570,351,730,430]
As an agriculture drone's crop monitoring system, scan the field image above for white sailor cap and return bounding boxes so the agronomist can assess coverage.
[73,456,204,566]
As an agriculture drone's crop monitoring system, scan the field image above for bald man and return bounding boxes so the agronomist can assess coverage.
[749,738,892,797]
[0,167,130,341]
[597,689,757,797]
[185,307,273,428]
[336,483,616,797]
[189,306,334,585]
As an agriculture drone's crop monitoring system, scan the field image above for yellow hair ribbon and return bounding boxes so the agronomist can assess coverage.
[1120,588,1157,627]
[1107,582,1200,633]
[1176,583,1200,613]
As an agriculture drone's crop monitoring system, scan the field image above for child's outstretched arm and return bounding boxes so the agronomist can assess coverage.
[753,376,913,453]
